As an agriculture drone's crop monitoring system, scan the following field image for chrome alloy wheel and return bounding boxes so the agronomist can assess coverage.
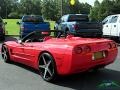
[1,45,10,63]
[39,53,56,82]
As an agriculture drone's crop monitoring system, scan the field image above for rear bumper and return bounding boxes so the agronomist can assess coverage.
[20,29,50,38]
[57,48,118,75]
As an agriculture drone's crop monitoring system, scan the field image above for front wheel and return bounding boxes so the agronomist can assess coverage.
[1,45,10,63]
[39,53,57,82]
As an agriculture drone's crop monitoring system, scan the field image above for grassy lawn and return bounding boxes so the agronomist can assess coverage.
[4,19,55,35]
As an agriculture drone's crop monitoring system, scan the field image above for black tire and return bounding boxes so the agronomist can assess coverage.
[38,53,57,82]
[0,35,5,41]
[65,29,70,37]
[92,66,105,72]
[1,36,5,41]
[118,36,120,43]
[1,45,10,63]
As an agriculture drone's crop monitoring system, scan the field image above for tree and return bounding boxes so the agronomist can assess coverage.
[89,0,100,21]
[19,0,42,15]
[0,0,16,18]
[42,0,59,20]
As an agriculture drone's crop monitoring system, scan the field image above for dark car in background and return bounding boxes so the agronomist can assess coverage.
[54,14,102,37]
[0,17,7,40]
[17,15,50,38]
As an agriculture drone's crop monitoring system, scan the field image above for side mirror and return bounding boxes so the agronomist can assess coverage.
[17,21,20,25]
[4,22,7,25]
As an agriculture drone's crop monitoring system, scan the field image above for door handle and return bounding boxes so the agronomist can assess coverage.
[114,25,116,27]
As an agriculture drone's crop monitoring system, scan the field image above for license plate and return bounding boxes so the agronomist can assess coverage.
[93,51,105,60]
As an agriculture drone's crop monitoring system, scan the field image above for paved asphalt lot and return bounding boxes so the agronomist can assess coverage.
[0,37,120,90]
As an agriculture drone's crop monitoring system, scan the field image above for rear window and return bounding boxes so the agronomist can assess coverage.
[22,15,44,23]
[68,15,89,22]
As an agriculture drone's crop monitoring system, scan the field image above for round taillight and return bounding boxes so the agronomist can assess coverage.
[108,43,112,49]
[74,46,82,54]
[108,42,117,49]
[112,43,117,48]
[84,45,91,53]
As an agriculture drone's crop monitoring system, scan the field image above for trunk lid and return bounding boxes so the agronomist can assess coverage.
[44,37,112,46]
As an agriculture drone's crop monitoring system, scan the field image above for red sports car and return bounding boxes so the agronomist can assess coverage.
[1,30,118,82]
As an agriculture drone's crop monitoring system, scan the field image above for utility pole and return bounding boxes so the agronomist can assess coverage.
[6,5,7,19]
[0,7,1,16]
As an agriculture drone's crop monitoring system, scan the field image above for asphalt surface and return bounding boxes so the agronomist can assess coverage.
[0,36,120,90]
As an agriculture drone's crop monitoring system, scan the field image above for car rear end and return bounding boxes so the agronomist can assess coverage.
[58,39,118,75]
[68,14,103,37]
[20,15,50,38]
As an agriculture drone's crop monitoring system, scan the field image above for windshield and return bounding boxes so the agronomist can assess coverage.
[68,15,89,22]
[22,15,44,23]
[102,16,112,24]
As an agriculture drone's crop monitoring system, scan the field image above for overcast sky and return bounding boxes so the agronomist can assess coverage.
[79,0,103,6]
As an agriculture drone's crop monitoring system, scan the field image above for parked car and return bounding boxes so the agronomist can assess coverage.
[54,14,102,37]
[102,14,120,42]
[1,30,118,82]
[17,15,50,38]
[0,17,7,40]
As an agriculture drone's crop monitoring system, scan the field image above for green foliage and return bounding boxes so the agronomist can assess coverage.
[42,0,59,21]
[0,0,92,20]
[8,12,20,19]
[90,0,120,21]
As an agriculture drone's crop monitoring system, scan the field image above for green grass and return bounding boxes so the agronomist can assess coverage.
[4,19,55,35]
[4,19,20,35]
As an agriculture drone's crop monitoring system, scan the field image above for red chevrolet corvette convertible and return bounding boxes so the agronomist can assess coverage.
[1,30,118,82]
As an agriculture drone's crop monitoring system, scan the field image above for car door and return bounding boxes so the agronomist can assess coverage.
[110,16,119,36]
[102,16,112,36]
[21,42,36,66]
[11,42,24,63]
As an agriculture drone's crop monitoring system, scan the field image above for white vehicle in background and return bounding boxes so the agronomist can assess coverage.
[102,14,120,42]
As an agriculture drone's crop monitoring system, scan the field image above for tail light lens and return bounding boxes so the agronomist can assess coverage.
[74,45,91,54]
[72,24,79,30]
[74,46,82,54]
[21,26,27,31]
[112,43,117,48]
[42,32,49,34]
[108,43,112,49]
[83,45,91,53]
[108,42,117,49]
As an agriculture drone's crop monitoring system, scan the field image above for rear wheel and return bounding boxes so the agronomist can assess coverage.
[118,36,120,43]
[39,53,57,82]
[92,66,105,72]
[1,45,10,63]
[65,29,70,36]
